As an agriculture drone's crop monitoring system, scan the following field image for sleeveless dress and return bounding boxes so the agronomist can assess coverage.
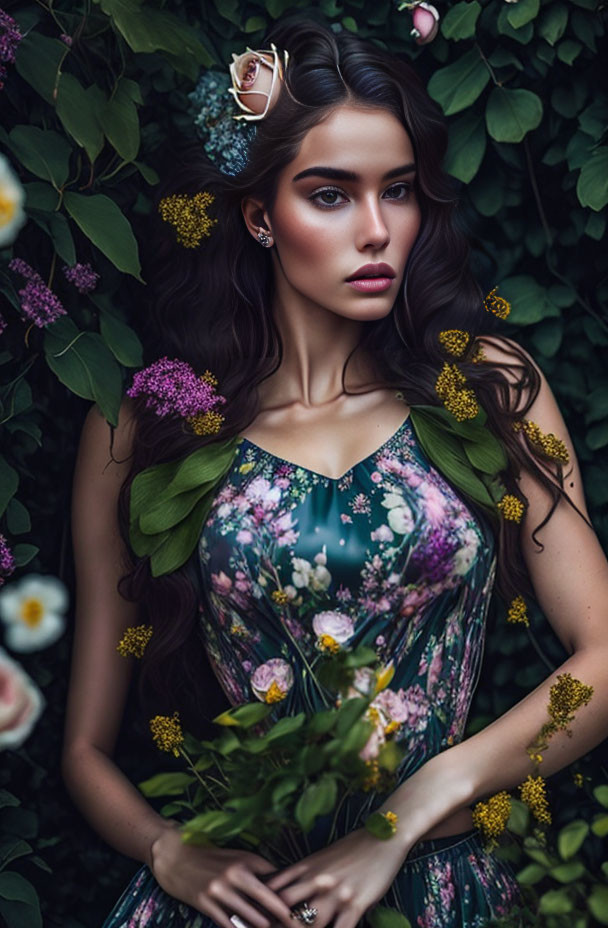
[102,412,525,928]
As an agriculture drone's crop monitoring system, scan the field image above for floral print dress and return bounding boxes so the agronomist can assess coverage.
[102,412,524,928]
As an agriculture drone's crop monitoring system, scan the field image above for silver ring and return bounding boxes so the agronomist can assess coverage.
[230,916,251,928]
[290,902,318,925]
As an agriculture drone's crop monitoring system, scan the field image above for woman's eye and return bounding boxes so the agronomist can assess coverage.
[383,183,411,200]
[310,188,346,208]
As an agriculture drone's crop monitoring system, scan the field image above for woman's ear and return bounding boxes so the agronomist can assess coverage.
[241,196,274,246]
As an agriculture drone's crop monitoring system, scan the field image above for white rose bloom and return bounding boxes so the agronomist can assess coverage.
[0,573,68,652]
[291,557,312,588]
[0,154,27,247]
[387,503,414,536]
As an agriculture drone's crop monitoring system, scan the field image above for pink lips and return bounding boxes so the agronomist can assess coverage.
[345,262,396,294]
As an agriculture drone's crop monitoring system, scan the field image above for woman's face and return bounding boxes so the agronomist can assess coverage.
[263,103,421,322]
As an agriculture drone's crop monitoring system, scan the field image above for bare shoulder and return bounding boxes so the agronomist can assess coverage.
[80,396,138,480]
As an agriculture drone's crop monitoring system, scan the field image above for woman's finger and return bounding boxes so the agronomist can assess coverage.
[201,898,239,928]
[264,862,311,892]
[333,909,361,928]
[215,888,274,928]
[238,870,297,928]
[278,874,339,908]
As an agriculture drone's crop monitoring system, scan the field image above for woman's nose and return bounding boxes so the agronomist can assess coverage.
[355,196,390,250]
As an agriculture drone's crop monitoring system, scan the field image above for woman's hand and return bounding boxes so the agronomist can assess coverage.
[150,823,296,928]
[264,827,411,928]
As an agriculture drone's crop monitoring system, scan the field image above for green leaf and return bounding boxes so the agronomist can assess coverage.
[213,702,272,729]
[427,49,490,117]
[43,318,122,425]
[365,811,398,840]
[593,785,608,808]
[295,776,337,832]
[539,889,574,915]
[591,813,608,837]
[500,275,559,325]
[0,871,40,907]
[589,885,608,925]
[0,838,33,870]
[244,16,267,32]
[63,191,143,280]
[485,88,543,143]
[557,39,582,65]
[99,77,141,162]
[98,307,144,367]
[265,713,306,743]
[507,0,540,29]
[558,820,589,859]
[497,5,534,43]
[56,73,105,163]
[577,148,608,211]
[516,863,547,885]
[6,498,31,535]
[366,905,412,928]
[0,456,19,518]
[342,17,358,32]
[441,1,481,41]
[14,32,68,105]
[538,3,568,45]
[587,424,608,451]
[549,861,586,883]
[138,772,196,797]
[8,127,72,188]
[444,111,486,184]
[12,544,38,568]
[23,182,60,212]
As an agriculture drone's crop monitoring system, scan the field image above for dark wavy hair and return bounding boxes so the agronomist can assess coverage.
[112,18,573,734]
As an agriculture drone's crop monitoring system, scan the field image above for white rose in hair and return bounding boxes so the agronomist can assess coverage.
[228,43,289,120]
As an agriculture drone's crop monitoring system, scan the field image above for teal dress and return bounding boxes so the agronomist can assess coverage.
[102,413,525,928]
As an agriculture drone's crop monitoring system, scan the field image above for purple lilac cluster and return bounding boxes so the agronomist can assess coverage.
[62,261,99,294]
[0,533,15,587]
[8,258,67,327]
[0,10,22,89]
[126,356,226,418]
[411,530,459,583]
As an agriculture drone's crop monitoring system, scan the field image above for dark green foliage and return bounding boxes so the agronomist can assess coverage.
[0,0,606,924]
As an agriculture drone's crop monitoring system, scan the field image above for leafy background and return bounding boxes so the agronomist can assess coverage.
[0,0,607,925]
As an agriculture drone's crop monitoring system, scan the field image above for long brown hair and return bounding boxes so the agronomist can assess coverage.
[113,18,572,732]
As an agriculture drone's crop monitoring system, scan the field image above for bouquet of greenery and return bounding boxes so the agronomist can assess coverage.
[134,641,410,928]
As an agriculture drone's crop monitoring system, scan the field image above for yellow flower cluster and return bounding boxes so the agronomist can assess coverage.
[200,370,218,387]
[116,624,153,658]
[519,775,552,825]
[438,329,471,358]
[471,791,512,848]
[317,634,340,654]
[271,589,289,605]
[573,772,584,788]
[513,419,570,466]
[435,363,479,421]
[381,811,398,834]
[507,595,529,627]
[497,493,525,523]
[362,759,381,791]
[149,711,184,757]
[158,191,218,248]
[264,681,287,704]
[187,410,224,435]
[548,672,594,732]
[483,286,511,320]
[471,342,486,364]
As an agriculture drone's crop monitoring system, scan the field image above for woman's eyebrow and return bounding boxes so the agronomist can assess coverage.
[292,163,417,183]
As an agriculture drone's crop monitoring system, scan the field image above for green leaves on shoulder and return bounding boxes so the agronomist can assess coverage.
[408,405,508,517]
[129,436,242,577]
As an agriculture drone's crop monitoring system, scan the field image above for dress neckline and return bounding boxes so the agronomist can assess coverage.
[238,412,412,483]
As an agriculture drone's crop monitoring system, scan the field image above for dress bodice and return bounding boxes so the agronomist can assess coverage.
[197,413,496,793]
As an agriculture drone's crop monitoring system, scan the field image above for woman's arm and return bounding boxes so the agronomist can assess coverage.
[62,400,295,928]
[376,335,608,852]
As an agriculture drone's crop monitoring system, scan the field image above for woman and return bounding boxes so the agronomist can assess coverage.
[62,17,608,928]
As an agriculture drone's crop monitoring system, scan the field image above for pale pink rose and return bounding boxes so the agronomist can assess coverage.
[250,657,294,703]
[359,725,385,762]
[236,529,253,544]
[370,471,382,484]
[371,688,409,724]
[312,611,354,644]
[371,524,394,543]
[427,643,444,691]
[228,43,288,120]
[421,483,446,526]
[0,647,45,750]
[411,2,440,46]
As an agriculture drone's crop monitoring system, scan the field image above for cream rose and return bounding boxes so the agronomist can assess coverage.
[0,647,45,750]
[228,42,289,121]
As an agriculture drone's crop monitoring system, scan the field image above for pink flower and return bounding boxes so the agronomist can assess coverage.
[8,258,66,327]
[410,2,440,46]
[126,357,226,419]
[62,261,99,293]
[211,570,232,595]
[228,43,288,120]
[0,647,45,749]
[312,610,354,646]
[250,658,294,703]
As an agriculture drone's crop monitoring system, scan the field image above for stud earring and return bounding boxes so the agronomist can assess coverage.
[257,229,272,247]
